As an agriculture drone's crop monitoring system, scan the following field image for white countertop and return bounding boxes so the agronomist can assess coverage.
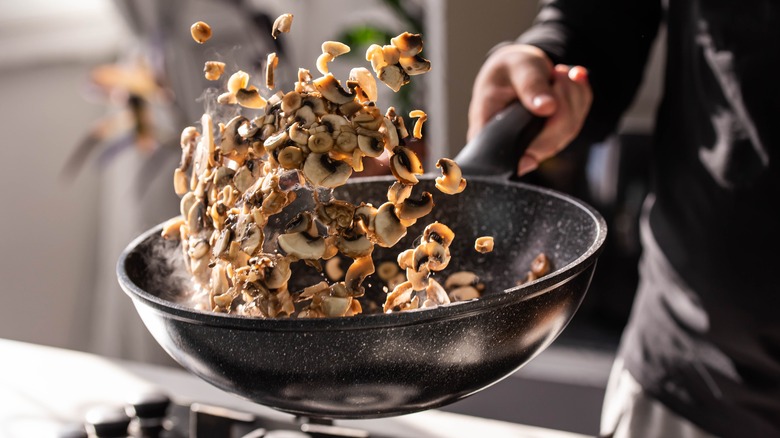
[0,338,591,438]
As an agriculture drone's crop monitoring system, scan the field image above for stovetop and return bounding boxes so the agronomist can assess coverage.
[0,339,589,438]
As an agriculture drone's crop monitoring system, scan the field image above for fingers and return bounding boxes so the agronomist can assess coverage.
[517,64,592,176]
[467,45,555,141]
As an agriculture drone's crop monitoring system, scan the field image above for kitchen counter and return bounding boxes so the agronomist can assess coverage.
[0,338,591,438]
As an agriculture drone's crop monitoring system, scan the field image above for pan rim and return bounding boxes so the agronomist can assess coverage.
[117,175,607,331]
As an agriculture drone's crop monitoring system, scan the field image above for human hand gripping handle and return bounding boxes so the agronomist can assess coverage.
[455,100,546,177]
[458,44,592,179]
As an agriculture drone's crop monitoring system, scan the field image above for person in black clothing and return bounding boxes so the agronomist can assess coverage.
[467,1,780,437]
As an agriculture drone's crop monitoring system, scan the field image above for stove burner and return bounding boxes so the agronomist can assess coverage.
[66,390,385,438]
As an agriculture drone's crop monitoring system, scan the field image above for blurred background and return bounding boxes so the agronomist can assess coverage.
[0,0,663,434]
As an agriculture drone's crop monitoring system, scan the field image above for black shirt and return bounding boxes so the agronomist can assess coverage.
[518,0,780,436]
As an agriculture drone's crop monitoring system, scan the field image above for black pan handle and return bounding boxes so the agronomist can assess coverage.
[454,100,546,177]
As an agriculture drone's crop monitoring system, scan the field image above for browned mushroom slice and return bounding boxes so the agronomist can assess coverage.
[236,88,267,109]
[227,70,249,94]
[396,248,414,270]
[474,236,494,253]
[266,52,279,90]
[303,153,352,188]
[313,74,356,105]
[277,146,304,169]
[336,229,374,259]
[161,216,185,240]
[377,64,409,92]
[345,255,375,295]
[264,257,292,289]
[409,110,427,139]
[348,67,378,102]
[190,21,212,44]
[424,278,450,307]
[399,55,431,76]
[221,115,250,156]
[271,13,293,39]
[413,241,451,272]
[204,61,226,80]
[435,158,467,195]
[389,146,423,184]
[387,181,412,204]
[390,32,423,57]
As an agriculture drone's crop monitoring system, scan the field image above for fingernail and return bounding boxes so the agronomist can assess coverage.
[532,94,554,110]
[568,66,588,81]
[517,155,538,176]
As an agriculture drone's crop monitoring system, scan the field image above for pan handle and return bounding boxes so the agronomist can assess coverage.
[454,100,546,177]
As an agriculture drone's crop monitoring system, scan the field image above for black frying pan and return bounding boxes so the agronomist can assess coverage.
[117,102,607,419]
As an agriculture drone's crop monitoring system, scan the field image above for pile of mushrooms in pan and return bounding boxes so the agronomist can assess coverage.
[163,14,498,318]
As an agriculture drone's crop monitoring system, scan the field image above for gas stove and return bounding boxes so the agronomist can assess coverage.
[0,339,589,438]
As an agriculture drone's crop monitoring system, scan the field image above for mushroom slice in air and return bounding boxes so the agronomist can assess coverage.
[271,13,293,39]
[389,146,423,184]
[475,236,494,253]
[236,88,267,109]
[266,52,279,89]
[345,255,375,296]
[409,109,427,139]
[372,202,406,247]
[396,191,434,221]
[357,133,384,158]
[397,248,414,270]
[435,158,467,195]
[387,181,412,204]
[277,145,304,169]
[281,91,303,114]
[413,241,451,272]
[227,70,249,94]
[307,132,334,153]
[422,222,455,248]
[399,54,431,76]
[313,73,356,105]
[384,281,414,313]
[390,32,424,57]
[303,153,352,188]
[378,64,409,92]
[221,115,250,155]
[348,67,377,102]
[265,257,292,289]
[204,61,226,80]
[278,232,326,260]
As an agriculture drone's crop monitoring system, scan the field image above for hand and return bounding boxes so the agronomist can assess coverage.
[467,44,592,176]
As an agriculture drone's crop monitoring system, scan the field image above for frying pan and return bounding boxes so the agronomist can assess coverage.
[117,102,607,419]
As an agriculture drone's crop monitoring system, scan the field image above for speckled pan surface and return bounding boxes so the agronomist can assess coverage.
[117,174,607,419]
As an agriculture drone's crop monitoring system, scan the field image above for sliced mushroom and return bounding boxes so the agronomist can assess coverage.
[435,158,467,195]
[288,122,309,145]
[365,44,387,71]
[221,115,250,156]
[325,257,345,281]
[444,271,479,290]
[376,261,400,282]
[381,45,401,66]
[236,88,267,109]
[413,241,451,272]
[409,109,427,139]
[217,91,237,105]
[278,232,326,260]
[266,52,279,90]
[204,61,226,81]
[353,203,378,231]
[372,202,406,247]
[396,248,414,270]
[399,54,431,76]
[384,281,414,313]
[316,200,355,230]
[271,13,293,39]
[406,266,430,291]
[316,53,333,76]
[358,134,384,158]
[449,286,480,302]
[475,236,494,253]
[391,32,424,57]
[265,257,292,289]
[320,114,349,132]
[302,153,352,188]
[173,168,188,196]
[190,21,212,44]
[161,216,185,240]
[335,131,358,152]
[227,70,249,94]
[422,222,455,248]
[302,95,329,116]
[377,64,409,92]
[263,130,288,153]
[293,105,317,128]
[424,278,450,307]
[321,295,352,317]
[308,131,334,153]
[345,255,374,295]
[313,74,356,105]
[389,146,423,184]
[348,67,378,102]
[238,222,263,255]
[336,229,374,259]
[396,191,434,221]
[277,145,304,169]
[387,181,412,204]
[381,117,400,149]
[281,91,303,114]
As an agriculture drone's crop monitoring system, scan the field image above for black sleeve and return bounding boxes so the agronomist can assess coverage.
[518,0,663,144]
